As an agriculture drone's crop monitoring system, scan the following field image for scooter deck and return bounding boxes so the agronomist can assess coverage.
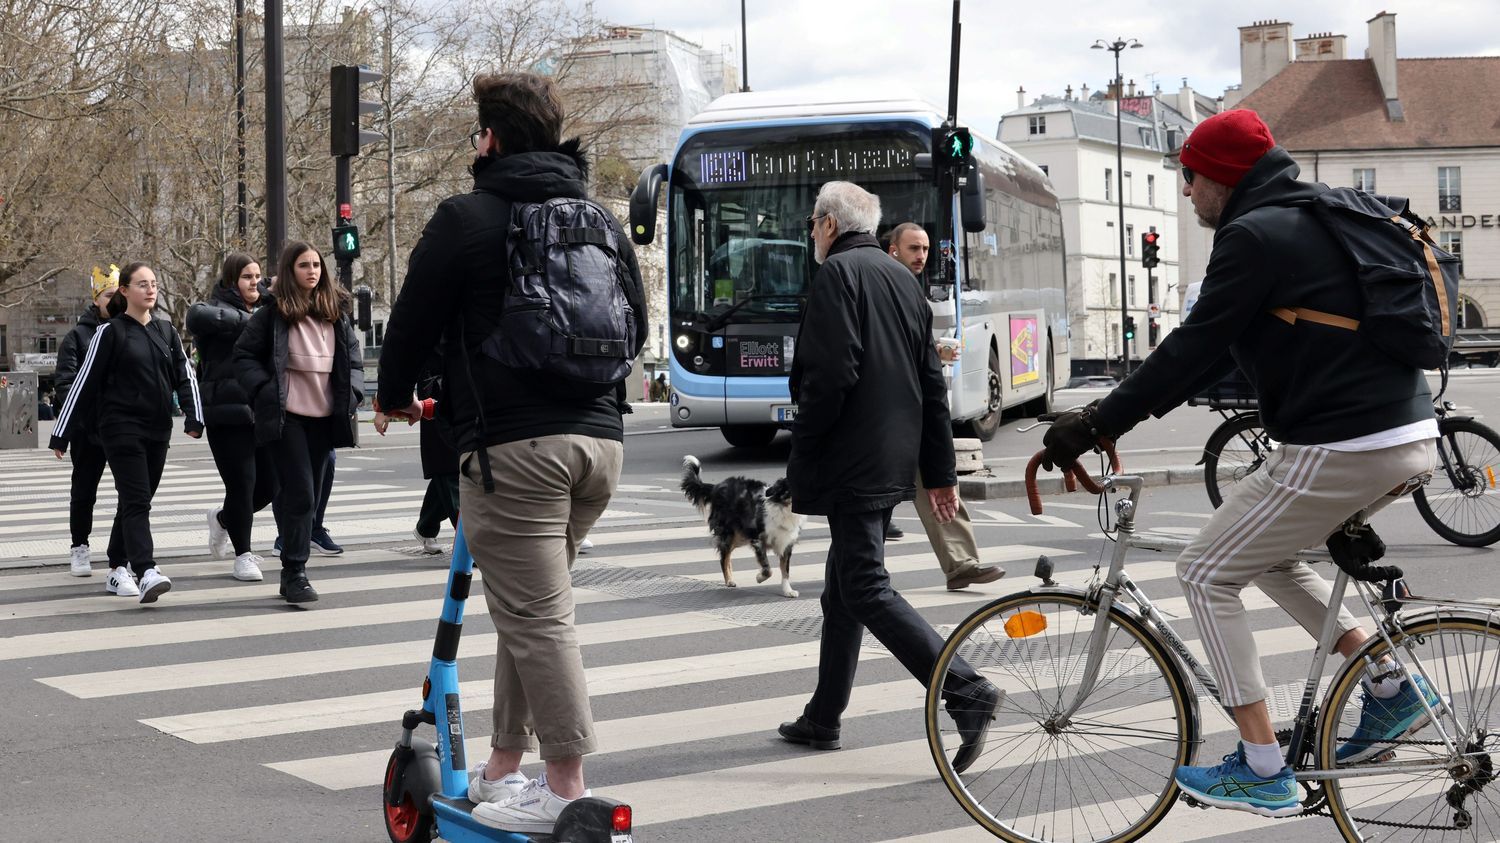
[432,795,536,843]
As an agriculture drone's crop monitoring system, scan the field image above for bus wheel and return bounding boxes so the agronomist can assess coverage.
[721,425,779,448]
[964,348,1003,441]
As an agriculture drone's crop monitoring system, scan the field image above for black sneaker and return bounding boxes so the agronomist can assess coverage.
[777,715,841,750]
[280,572,319,604]
[310,530,344,556]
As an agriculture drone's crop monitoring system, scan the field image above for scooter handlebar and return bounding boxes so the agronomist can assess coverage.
[1024,441,1121,515]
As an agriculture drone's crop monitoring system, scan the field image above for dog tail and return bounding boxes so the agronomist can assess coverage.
[680,455,713,509]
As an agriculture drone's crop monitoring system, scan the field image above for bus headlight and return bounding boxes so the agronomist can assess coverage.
[675,333,694,352]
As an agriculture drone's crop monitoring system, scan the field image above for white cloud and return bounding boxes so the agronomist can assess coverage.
[591,0,1500,135]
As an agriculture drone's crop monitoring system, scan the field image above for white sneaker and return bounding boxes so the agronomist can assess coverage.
[138,567,172,604]
[208,508,232,560]
[106,566,140,597]
[578,537,594,554]
[414,529,443,555]
[472,774,588,834]
[467,762,530,804]
[232,552,264,582]
[69,545,92,577]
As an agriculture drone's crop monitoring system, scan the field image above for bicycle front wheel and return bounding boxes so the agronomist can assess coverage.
[1202,412,1272,509]
[1414,418,1500,547]
[927,591,1198,843]
[1319,614,1500,841]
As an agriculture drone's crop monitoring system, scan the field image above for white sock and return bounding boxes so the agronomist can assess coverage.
[1242,739,1285,778]
[1363,674,1403,699]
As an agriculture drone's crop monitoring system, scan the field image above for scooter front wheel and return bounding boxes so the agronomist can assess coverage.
[383,749,435,843]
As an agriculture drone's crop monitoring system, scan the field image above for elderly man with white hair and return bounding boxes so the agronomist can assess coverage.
[778,181,1002,773]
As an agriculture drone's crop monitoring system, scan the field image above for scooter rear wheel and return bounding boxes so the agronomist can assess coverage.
[383,749,435,843]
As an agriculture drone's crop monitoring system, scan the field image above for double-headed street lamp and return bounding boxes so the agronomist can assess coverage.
[1093,36,1142,375]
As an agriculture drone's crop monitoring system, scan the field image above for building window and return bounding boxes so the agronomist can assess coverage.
[1128,274,1137,306]
[1439,167,1462,212]
[36,335,58,354]
[1124,171,1133,204]
[1440,231,1463,275]
[363,320,386,350]
[1105,168,1113,201]
[1126,224,1135,257]
[1108,272,1118,307]
[1028,115,1046,135]
[1352,168,1376,192]
[1147,174,1156,207]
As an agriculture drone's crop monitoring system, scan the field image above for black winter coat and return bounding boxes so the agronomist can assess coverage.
[787,232,956,516]
[231,300,366,447]
[187,285,262,427]
[375,142,646,456]
[54,305,106,443]
[1094,147,1434,444]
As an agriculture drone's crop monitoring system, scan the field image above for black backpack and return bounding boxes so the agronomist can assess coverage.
[480,196,639,396]
[1292,188,1461,372]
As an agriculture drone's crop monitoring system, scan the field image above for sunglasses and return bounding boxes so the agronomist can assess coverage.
[1181,166,1196,186]
[805,214,826,233]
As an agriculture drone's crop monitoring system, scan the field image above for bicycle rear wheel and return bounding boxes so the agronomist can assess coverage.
[1319,614,1500,841]
[1413,418,1500,547]
[926,591,1198,843]
[1202,413,1273,509]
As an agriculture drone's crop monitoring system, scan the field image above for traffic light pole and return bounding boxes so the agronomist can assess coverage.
[265,0,286,268]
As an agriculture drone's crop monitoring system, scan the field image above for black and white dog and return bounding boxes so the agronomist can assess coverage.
[680,455,805,598]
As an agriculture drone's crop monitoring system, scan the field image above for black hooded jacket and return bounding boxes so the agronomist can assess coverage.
[1094,147,1434,444]
[187,284,262,426]
[375,142,647,455]
[55,304,106,442]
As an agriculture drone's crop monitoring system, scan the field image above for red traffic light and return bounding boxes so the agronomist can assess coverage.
[1143,232,1159,245]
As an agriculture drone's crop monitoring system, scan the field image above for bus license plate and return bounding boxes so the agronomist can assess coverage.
[774,405,798,422]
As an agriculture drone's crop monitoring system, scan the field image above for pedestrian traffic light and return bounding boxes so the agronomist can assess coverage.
[333,223,361,261]
[330,65,383,156]
[935,126,974,168]
[1124,316,1137,341]
[1141,230,1161,269]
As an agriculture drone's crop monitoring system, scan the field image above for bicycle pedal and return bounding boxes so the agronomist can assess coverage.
[1374,749,1397,764]
[1179,793,1210,810]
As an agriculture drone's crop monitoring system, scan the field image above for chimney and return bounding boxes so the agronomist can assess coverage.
[1294,31,1347,62]
[1080,83,1090,99]
[1177,79,1196,123]
[1016,86,1026,109]
[1127,79,1137,97]
[1064,84,1073,101]
[1238,19,1294,98]
[1366,12,1402,120]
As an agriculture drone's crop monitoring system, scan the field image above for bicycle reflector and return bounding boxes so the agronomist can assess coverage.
[1488,466,1496,489]
[613,804,633,833]
[1004,611,1047,639]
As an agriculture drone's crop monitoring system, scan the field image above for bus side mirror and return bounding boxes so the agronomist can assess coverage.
[355,285,372,332]
[960,164,986,233]
[629,163,668,245]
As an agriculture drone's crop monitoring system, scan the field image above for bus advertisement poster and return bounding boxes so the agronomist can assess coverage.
[1010,316,1040,387]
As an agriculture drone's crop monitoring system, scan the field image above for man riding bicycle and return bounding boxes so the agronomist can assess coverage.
[1042,109,1441,818]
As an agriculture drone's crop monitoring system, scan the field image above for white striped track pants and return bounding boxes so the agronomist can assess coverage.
[1177,438,1437,708]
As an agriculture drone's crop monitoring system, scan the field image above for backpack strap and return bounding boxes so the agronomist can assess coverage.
[1392,214,1454,339]
[1270,307,1360,332]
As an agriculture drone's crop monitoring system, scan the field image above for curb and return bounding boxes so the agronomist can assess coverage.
[959,466,1203,501]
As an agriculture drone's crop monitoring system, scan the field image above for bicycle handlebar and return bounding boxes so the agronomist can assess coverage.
[1024,441,1121,515]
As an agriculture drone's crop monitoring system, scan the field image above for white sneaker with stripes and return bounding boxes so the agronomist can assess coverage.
[106,566,140,597]
[138,567,172,604]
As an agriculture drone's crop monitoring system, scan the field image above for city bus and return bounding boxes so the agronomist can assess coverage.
[629,92,1068,448]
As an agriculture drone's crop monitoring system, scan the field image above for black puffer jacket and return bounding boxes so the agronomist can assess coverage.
[1095,147,1433,444]
[187,285,262,426]
[375,142,646,456]
[787,232,956,515]
[54,305,106,443]
[231,297,366,447]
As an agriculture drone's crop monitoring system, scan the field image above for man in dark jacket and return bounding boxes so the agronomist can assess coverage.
[777,181,1000,774]
[375,72,645,835]
[1042,109,1439,817]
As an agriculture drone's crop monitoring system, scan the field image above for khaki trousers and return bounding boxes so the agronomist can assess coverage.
[460,434,623,759]
[1177,439,1435,707]
[913,473,983,582]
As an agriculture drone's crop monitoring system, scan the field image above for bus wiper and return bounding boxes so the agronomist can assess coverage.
[704,294,804,332]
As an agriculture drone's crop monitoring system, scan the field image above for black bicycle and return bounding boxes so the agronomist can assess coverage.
[1194,376,1500,547]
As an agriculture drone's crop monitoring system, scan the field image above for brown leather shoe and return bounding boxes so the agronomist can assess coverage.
[947,566,1006,591]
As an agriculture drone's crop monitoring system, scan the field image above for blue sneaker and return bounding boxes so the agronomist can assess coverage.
[310,529,344,556]
[1175,743,1300,818]
[1336,676,1444,764]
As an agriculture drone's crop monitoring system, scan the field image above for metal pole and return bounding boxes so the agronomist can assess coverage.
[739,0,749,92]
[265,0,286,267]
[1114,47,1129,376]
[385,2,397,305]
[235,0,247,243]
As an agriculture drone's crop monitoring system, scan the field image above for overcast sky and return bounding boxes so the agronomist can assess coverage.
[589,0,1500,133]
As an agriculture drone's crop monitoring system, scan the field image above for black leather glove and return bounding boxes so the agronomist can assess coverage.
[1040,403,1107,471]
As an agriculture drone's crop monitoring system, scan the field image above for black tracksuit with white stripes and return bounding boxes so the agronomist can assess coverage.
[51,314,204,575]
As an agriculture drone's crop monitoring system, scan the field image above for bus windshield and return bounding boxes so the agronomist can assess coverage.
[669,123,936,326]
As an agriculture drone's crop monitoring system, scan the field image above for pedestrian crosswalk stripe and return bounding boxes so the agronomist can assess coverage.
[0,484,404,515]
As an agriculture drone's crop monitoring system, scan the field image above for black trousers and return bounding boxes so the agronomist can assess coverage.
[207,423,278,556]
[270,414,335,569]
[804,507,983,727]
[68,436,123,559]
[103,437,169,577]
[273,447,334,539]
[415,474,460,538]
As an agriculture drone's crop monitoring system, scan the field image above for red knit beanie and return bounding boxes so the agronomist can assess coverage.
[1180,109,1275,187]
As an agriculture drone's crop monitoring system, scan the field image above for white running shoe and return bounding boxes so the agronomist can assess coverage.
[467,762,530,804]
[232,552,264,582]
[208,508,232,560]
[472,774,588,834]
[414,529,443,555]
[138,567,172,604]
[106,566,140,597]
[69,545,92,577]
[578,537,594,554]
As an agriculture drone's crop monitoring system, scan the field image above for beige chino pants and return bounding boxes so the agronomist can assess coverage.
[913,472,984,582]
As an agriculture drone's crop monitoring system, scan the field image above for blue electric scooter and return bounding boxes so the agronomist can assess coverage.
[382,519,634,842]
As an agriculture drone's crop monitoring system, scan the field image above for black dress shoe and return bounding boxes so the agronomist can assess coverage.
[949,680,1003,774]
[777,715,841,750]
[280,572,319,604]
[884,522,905,540]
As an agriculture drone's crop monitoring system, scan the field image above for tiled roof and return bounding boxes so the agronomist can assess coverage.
[1238,57,1500,151]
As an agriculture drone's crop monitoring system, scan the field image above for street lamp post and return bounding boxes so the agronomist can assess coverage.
[1093,36,1142,376]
